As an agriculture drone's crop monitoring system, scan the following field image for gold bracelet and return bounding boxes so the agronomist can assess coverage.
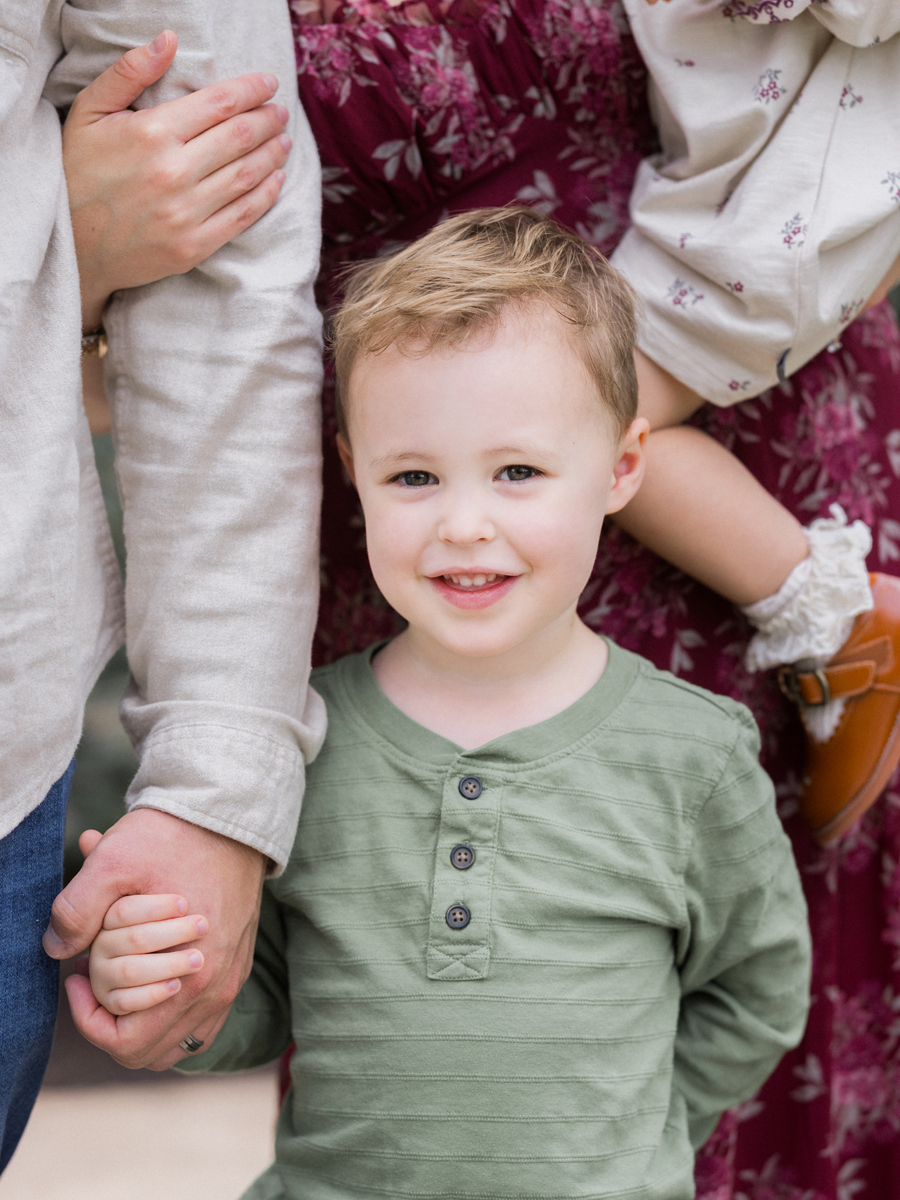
[81,328,107,357]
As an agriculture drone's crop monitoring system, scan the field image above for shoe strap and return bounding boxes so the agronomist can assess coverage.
[834,632,895,674]
[778,661,876,707]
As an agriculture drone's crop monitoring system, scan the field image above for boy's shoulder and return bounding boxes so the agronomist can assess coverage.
[586,643,772,839]
[609,640,761,749]
[309,647,389,753]
[310,648,370,709]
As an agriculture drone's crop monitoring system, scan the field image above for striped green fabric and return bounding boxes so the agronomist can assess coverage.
[179,639,810,1200]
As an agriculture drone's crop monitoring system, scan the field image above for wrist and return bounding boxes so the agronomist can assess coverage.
[81,293,109,336]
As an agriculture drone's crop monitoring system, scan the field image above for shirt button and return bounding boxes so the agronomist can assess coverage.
[458,776,483,799]
[450,845,475,870]
[446,903,471,930]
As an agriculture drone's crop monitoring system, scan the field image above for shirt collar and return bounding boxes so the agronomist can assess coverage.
[331,636,640,771]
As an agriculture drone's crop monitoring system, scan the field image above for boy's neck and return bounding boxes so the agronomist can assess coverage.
[371,614,609,749]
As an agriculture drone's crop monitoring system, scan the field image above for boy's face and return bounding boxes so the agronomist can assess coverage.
[340,306,646,665]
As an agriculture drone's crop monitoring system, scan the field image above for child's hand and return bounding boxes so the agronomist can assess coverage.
[89,892,209,1016]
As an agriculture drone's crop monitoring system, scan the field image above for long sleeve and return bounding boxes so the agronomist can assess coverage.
[176,887,293,1075]
[612,0,900,405]
[44,0,327,871]
[673,716,811,1149]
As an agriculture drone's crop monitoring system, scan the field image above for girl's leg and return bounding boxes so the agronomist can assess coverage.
[617,351,872,668]
[614,423,809,607]
[615,352,893,844]
[617,349,809,605]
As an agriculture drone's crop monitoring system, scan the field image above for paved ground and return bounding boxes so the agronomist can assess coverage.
[0,963,279,1200]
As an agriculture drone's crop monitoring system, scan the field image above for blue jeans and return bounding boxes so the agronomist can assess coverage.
[0,762,73,1173]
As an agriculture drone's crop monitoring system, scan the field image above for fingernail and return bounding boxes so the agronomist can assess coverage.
[263,74,278,95]
[42,928,66,959]
[279,135,292,153]
[276,105,289,126]
[176,898,188,915]
[167,978,180,993]
[148,31,169,55]
[196,918,208,935]
[188,952,203,969]
[274,170,286,187]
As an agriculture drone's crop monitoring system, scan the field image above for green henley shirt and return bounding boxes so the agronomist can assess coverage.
[178,639,811,1200]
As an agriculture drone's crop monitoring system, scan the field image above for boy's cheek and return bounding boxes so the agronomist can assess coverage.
[365,522,424,604]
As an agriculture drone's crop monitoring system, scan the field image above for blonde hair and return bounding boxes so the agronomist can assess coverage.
[331,206,639,439]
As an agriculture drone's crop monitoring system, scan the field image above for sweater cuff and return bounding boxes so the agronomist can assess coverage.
[122,690,327,874]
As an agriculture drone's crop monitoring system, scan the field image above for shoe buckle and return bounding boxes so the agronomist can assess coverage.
[777,666,831,707]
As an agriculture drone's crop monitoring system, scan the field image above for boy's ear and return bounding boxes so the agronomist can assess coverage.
[604,417,648,515]
[336,433,356,487]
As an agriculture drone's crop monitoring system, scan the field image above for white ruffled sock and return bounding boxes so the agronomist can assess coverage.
[742,505,873,743]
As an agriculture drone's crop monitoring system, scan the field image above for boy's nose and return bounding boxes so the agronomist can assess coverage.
[437,495,496,546]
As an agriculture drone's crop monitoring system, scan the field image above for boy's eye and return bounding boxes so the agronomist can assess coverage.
[395,470,437,488]
[498,465,539,482]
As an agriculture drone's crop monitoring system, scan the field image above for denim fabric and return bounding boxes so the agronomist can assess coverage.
[0,761,73,1173]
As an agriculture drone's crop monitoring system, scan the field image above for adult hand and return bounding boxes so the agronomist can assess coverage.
[64,30,292,332]
[45,808,266,1069]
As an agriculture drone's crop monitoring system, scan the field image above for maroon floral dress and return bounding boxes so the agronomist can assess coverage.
[290,1,900,1194]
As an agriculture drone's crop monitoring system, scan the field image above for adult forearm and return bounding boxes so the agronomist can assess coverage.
[58,0,327,868]
[46,0,325,1070]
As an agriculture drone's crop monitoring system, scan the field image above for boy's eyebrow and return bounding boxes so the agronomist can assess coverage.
[484,445,559,461]
[370,450,433,469]
[371,445,561,469]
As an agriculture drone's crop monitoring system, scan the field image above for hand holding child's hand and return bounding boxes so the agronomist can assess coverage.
[50,811,264,1069]
[89,885,209,1017]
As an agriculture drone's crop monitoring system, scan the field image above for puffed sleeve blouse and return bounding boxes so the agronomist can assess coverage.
[610,0,900,405]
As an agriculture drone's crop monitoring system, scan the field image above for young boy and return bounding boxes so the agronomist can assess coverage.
[81,209,811,1200]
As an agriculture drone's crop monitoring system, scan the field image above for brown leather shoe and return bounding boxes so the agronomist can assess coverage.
[778,574,900,844]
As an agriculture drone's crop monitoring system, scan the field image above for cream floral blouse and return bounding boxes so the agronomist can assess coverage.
[611,0,900,405]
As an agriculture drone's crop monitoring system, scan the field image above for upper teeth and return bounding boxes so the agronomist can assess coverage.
[446,574,497,588]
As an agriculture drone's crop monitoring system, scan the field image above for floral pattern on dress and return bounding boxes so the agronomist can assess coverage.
[840,84,863,110]
[721,0,811,24]
[289,1,900,1194]
[781,212,807,248]
[754,67,787,103]
[667,275,705,308]
[883,171,900,207]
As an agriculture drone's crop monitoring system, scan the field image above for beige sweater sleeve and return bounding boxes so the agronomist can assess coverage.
[611,0,900,405]
[46,0,326,872]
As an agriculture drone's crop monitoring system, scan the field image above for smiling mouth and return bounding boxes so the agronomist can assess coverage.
[441,573,505,590]
[429,572,518,610]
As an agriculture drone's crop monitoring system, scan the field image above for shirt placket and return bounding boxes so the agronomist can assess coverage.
[425,760,500,981]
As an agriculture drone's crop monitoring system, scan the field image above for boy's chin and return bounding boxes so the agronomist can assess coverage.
[407,616,543,663]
